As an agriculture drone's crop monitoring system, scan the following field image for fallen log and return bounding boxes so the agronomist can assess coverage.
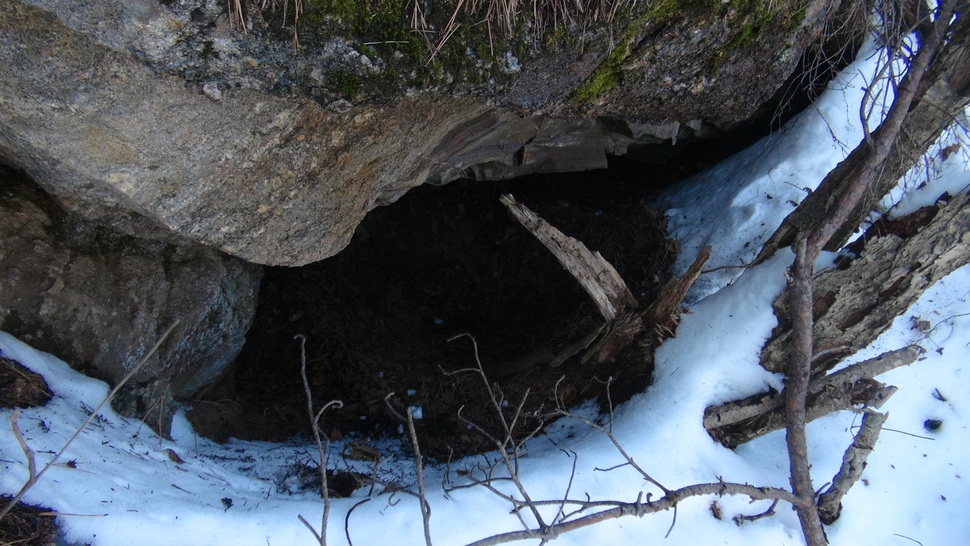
[760,190,970,374]
[705,345,920,448]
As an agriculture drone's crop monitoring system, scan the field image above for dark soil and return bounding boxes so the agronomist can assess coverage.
[0,358,57,544]
[0,498,58,546]
[0,355,52,409]
[189,168,677,458]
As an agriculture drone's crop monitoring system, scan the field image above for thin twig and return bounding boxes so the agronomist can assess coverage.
[877,427,934,440]
[298,514,323,544]
[387,392,434,546]
[407,405,434,546]
[296,334,343,546]
[555,410,669,495]
[553,450,578,525]
[734,499,779,525]
[344,498,371,546]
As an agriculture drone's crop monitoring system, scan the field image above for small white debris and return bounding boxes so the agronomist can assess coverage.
[202,82,222,101]
[502,50,521,74]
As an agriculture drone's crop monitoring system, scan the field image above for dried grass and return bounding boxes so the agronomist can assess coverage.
[229,0,622,59]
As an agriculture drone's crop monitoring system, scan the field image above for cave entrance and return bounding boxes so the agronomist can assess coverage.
[189,164,678,458]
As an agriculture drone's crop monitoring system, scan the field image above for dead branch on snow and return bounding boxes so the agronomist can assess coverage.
[705,346,918,447]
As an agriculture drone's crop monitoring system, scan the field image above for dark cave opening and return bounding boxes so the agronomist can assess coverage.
[186,44,847,456]
[189,167,680,458]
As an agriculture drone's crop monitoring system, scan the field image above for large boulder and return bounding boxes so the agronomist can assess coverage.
[0,0,632,266]
[0,166,261,427]
[0,0,839,266]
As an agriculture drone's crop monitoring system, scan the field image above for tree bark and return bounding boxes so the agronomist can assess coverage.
[761,190,970,373]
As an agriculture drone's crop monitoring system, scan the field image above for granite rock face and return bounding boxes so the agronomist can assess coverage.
[0,0,839,266]
[0,167,261,427]
[0,0,636,267]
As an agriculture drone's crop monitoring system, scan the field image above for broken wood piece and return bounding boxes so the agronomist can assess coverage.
[817,409,889,525]
[644,246,710,340]
[501,194,712,367]
[582,311,645,365]
[500,194,638,322]
[579,247,710,364]
[704,345,919,448]
[549,324,604,368]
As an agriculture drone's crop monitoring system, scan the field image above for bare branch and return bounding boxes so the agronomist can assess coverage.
[449,333,548,530]
[296,334,344,546]
[384,392,434,546]
[408,406,434,546]
[817,409,889,524]
[465,482,797,546]
[784,238,828,546]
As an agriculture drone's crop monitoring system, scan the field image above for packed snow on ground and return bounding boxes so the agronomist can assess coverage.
[2,40,969,546]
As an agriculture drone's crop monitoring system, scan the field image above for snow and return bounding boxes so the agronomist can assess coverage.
[657,37,919,302]
[3,38,970,546]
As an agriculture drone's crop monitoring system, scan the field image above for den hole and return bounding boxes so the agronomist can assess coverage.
[188,161,684,458]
